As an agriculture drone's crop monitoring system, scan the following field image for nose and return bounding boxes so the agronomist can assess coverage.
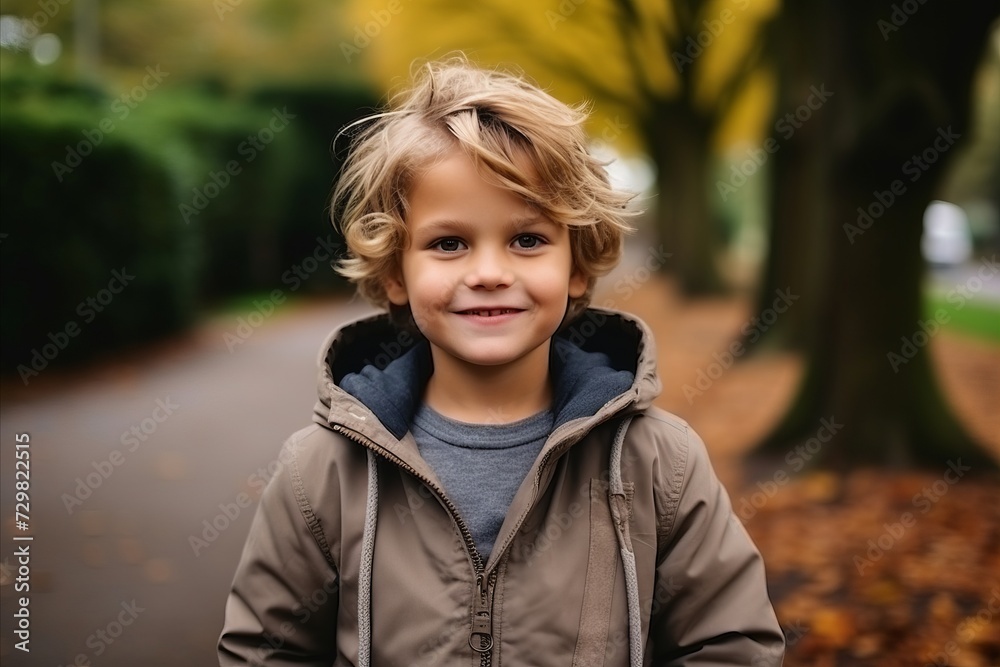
[464,246,514,290]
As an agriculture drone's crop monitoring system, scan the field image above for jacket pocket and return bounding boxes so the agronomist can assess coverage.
[572,479,634,667]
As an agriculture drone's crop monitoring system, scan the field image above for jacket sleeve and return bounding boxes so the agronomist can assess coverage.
[648,425,785,666]
[218,438,340,666]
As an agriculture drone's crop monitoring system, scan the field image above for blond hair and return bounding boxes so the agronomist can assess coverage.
[332,56,636,322]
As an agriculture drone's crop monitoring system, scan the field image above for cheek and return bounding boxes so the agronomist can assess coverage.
[405,270,458,312]
[533,257,580,300]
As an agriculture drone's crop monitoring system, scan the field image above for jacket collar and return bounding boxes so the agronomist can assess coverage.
[314,308,661,443]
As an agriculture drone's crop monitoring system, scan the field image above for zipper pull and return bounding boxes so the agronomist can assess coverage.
[469,573,494,653]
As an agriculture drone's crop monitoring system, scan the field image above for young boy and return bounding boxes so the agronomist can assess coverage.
[219,58,784,666]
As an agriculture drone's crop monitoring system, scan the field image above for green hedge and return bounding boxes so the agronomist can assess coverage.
[0,66,378,377]
[250,82,378,292]
[138,91,301,300]
[0,94,200,376]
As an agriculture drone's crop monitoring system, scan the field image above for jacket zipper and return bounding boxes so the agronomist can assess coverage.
[465,429,590,665]
[470,570,497,666]
[329,423,495,664]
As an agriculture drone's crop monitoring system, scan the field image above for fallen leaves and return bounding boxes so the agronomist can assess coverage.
[740,470,1000,666]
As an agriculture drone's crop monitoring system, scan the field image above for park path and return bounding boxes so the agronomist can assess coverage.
[0,297,376,666]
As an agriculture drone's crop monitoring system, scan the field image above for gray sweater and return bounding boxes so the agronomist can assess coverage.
[411,404,553,558]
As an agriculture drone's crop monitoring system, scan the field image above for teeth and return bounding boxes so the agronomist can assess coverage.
[466,309,516,316]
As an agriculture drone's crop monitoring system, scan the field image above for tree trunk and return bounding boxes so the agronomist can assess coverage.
[750,3,830,352]
[754,1,999,469]
[648,105,724,296]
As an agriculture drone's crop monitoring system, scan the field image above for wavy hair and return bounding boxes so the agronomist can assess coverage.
[331,56,637,322]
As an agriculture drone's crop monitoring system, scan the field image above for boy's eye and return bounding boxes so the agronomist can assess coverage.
[515,234,542,249]
[433,238,465,252]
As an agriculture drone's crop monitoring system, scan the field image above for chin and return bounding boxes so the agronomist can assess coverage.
[458,353,521,367]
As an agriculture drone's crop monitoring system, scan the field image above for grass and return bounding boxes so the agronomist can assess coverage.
[214,291,293,316]
[923,293,1000,342]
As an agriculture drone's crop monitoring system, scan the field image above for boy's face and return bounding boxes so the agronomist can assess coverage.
[385,147,587,376]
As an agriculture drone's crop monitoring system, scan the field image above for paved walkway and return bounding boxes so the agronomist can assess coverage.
[0,298,375,667]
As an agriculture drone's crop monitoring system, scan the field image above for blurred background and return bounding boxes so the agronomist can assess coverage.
[0,1,998,665]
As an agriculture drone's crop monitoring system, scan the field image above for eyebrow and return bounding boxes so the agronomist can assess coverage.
[414,215,559,237]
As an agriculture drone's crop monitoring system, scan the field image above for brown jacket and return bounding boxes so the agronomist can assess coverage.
[219,309,784,666]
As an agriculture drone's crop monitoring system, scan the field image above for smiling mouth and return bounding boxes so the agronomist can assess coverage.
[457,308,522,317]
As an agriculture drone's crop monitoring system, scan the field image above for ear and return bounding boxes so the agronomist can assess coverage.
[568,267,588,300]
[384,270,409,306]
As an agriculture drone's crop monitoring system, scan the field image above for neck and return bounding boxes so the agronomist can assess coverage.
[424,344,552,423]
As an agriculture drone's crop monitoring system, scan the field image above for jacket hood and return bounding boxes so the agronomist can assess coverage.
[313,308,661,439]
